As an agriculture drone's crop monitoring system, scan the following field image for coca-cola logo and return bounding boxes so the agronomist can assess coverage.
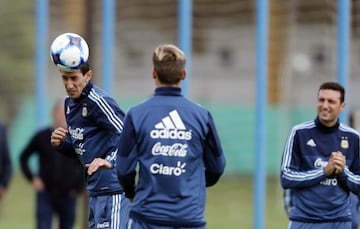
[152,142,188,157]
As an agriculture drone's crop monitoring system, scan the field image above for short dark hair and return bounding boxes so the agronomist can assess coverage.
[318,81,345,103]
[79,62,90,75]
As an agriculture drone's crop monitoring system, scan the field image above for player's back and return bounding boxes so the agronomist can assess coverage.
[128,87,211,227]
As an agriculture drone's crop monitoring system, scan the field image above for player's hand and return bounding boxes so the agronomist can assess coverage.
[324,151,345,176]
[333,151,346,174]
[50,127,68,147]
[32,176,44,191]
[85,158,112,175]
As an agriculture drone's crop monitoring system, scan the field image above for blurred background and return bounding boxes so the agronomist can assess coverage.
[1,0,360,228]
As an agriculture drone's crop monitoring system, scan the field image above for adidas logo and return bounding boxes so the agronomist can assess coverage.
[150,110,192,140]
[154,110,185,129]
[306,139,316,147]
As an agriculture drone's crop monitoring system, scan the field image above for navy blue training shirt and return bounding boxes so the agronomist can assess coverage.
[57,82,126,197]
[116,87,226,227]
[281,117,360,223]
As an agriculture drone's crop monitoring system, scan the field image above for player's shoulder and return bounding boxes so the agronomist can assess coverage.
[340,123,360,136]
[89,85,108,98]
[87,86,120,106]
[291,120,316,132]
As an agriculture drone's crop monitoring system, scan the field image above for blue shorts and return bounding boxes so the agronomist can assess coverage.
[88,193,131,229]
[288,221,352,229]
[127,217,206,229]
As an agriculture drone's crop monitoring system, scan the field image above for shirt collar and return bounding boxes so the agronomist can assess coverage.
[315,116,340,133]
[154,87,182,96]
[72,81,93,102]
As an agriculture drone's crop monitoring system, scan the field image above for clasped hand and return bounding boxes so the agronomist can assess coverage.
[324,151,346,176]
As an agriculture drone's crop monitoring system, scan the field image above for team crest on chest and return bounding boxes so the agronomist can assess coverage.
[82,103,88,117]
[340,136,349,149]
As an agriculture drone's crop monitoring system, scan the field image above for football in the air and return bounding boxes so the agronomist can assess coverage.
[50,32,89,72]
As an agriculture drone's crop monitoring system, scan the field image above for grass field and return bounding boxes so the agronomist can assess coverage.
[0,173,289,228]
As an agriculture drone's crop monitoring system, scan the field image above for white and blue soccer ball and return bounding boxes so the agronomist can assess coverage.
[50,32,89,72]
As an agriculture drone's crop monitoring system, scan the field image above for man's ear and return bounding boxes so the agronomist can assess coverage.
[152,68,157,79]
[86,70,93,81]
[181,69,186,80]
[340,102,345,111]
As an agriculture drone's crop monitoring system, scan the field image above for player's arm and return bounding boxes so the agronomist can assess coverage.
[93,97,125,164]
[51,128,77,158]
[19,133,38,182]
[336,140,360,195]
[116,113,137,199]
[336,169,360,194]
[93,97,125,135]
[280,129,327,189]
[203,112,226,187]
[84,98,125,175]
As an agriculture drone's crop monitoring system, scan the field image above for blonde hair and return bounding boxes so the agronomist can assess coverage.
[152,44,186,84]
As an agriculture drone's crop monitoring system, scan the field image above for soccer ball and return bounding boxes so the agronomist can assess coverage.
[50,32,89,72]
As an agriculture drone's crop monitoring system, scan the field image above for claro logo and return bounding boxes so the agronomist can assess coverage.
[150,161,186,176]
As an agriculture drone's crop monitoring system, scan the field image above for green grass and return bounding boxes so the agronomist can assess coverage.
[0,173,288,228]
[0,172,88,229]
[206,175,288,228]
